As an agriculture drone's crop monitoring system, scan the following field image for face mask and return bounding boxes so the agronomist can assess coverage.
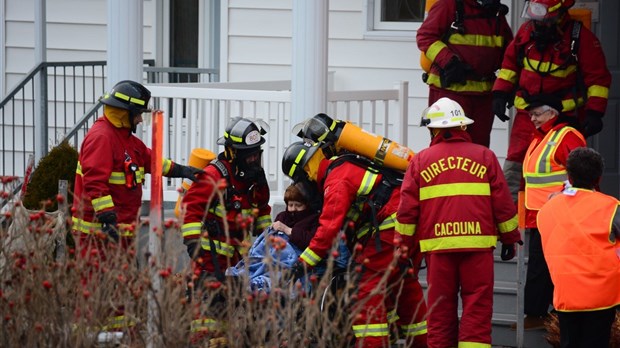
[531,21,560,50]
[236,149,264,181]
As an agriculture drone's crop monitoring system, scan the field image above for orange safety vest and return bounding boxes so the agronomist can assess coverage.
[537,188,620,312]
[523,127,584,210]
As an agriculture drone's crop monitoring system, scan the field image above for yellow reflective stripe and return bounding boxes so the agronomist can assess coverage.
[182,222,202,238]
[357,170,378,196]
[256,214,272,230]
[136,167,145,184]
[72,217,134,236]
[522,58,577,78]
[420,235,498,252]
[162,158,172,175]
[524,172,568,186]
[588,85,609,99]
[72,216,100,233]
[76,162,83,175]
[448,34,505,48]
[113,91,146,106]
[209,204,226,218]
[400,320,428,337]
[426,74,493,92]
[396,220,416,236]
[108,172,125,184]
[352,323,389,338]
[101,315,135,330]
[498,215,518,233]
[288,148,307,177]
[514,95,582,112]
[356,213,397,239]
[200,238,235,257]
[190,318,219,333]
[458,341,491,348]
[426,41,448,62]
[387,309,399,324]
[300,248,321,267]
[420,183,490,201]
[536,128,567,172]
[92,195,114,212]
[497,68,518,84]
[224,131,243,144]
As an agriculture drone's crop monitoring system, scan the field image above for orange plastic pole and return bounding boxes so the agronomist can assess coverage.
[148,110,164,346]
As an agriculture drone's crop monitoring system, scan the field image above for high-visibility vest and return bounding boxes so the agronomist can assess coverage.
[523,127,584,210]
[537,188,620,311]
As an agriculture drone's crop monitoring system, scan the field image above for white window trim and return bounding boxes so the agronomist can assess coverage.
[363,0,422,41]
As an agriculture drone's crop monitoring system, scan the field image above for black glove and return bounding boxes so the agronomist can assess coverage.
[286,260,307,283]
[492,91,511,122]
[500,240,523,261]
[440,57,472,87]
[169,163,205,182]
[581,110,604,137]
[97,211,119,242]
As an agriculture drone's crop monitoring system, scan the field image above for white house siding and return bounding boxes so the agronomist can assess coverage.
[223,0,510,162]
[2,0,155,94]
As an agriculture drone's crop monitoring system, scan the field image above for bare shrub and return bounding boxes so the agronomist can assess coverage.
[0,178,416,348]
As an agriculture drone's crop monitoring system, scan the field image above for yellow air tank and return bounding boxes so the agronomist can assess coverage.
[298,113,415,172]
[174,148,216,217]
[419,0,439,73]
[337,122,415,172]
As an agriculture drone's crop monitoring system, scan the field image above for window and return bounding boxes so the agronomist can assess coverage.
[370,0,426,32]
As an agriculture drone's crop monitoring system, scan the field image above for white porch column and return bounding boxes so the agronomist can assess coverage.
[107,0,144,89]
[291,0,328,127]
[34,0,47,161]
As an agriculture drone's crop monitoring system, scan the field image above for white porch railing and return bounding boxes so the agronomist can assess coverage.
[140,80,409,206]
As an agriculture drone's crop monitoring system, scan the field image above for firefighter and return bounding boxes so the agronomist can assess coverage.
[417,0,513,147]
[71,79,204,331]
[72,79,204,245]
[283,141,428,348]
[537,147,620,347]
[396,97,522,348]
[180,117,271,338]
[492,0,611,201]
[517,97,586,330]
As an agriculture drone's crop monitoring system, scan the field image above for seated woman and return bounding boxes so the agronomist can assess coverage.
[226,182,319,292]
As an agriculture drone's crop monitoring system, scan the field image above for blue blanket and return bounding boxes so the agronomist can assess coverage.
[226,228,350,293]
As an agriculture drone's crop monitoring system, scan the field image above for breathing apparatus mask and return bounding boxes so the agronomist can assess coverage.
[234,147,265,182]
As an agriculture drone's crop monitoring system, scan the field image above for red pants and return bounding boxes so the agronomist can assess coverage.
[506,110,536,162]
[352,235,428,348]
[429,88,494,148]
[426,251,494,348]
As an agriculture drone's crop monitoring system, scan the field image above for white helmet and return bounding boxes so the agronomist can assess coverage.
[420,97,474,129]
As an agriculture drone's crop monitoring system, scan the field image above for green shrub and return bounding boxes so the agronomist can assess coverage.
[22,141,78,212]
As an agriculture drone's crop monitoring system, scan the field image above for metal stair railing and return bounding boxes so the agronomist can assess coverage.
[0,60,222,179]
[0,60,219,214]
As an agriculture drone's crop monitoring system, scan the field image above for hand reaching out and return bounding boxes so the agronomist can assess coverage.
[272,221,292,235]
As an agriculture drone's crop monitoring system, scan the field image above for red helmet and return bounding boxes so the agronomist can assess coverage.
[522,0,574,22]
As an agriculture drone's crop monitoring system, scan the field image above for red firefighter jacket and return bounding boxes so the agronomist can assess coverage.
[72,116,173,236]
[396,130,520,254]
[537,188,620,311]
[493,19,611,115]
[523,120,585,228]
[181,157,271,254]
[299,158,401,268]
[417,0,513,94]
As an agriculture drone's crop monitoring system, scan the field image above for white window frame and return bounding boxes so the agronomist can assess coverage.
[364,0,423,40]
